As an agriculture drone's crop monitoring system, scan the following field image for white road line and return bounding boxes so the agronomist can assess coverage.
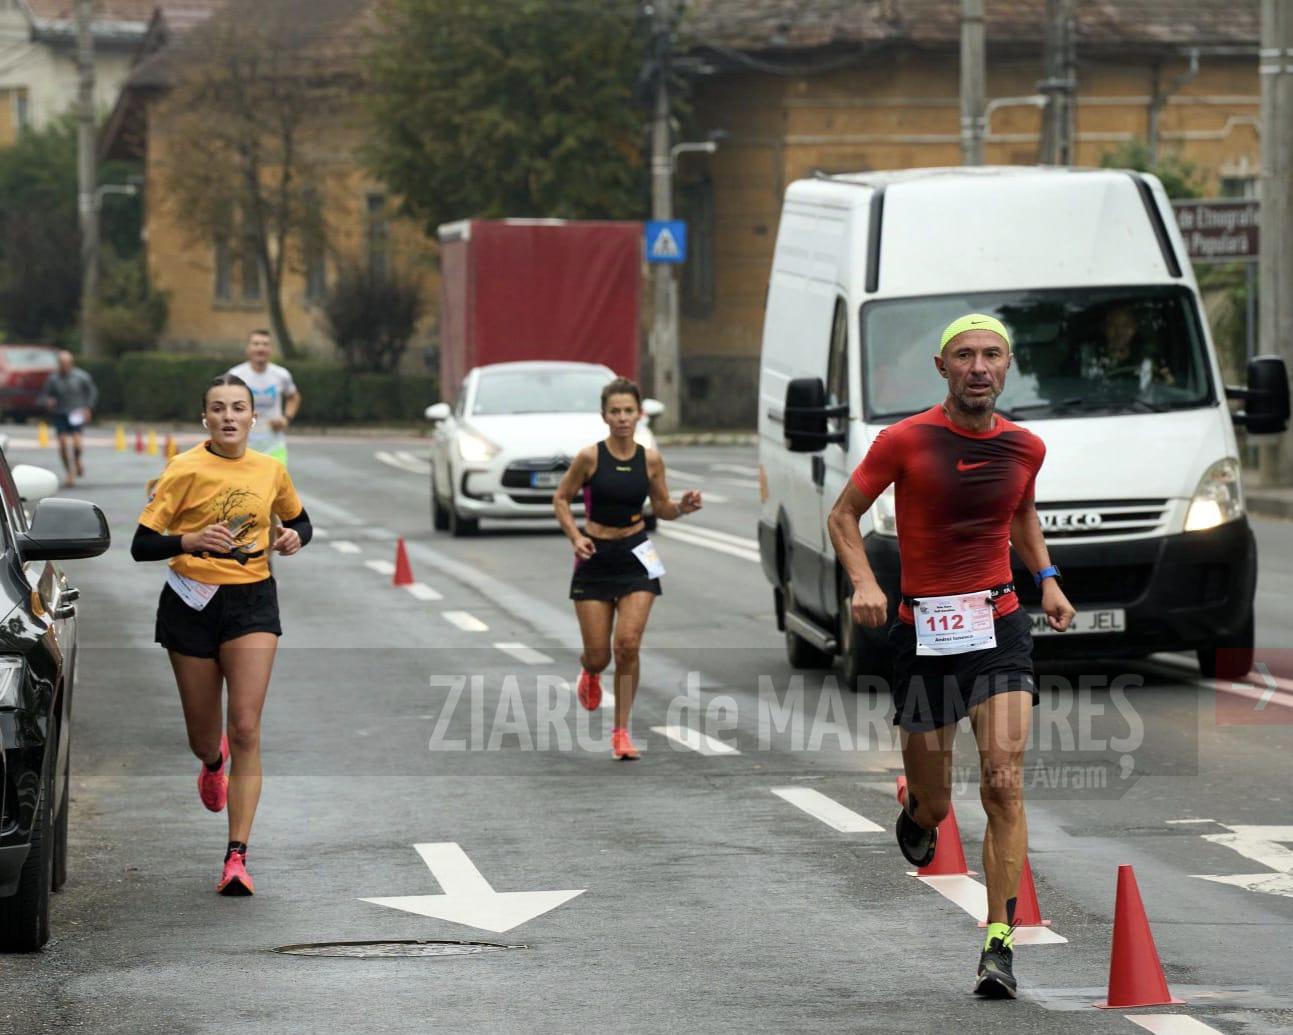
[368,527,397,541]
[651,724,740,755]
[717,477,761,490]
[300,495,365,526]
[655,525,759,564]
[1166,818,1216,825]
[1147,655,1293,703]
[364,559,396,576]
[404,582,443,601]
[710,463,759,476]
[667,467,706,483]
[1193,824,1293,899]
[662,522,758,550]
[443,611,489,632]
[601,688,616,710]
[396,449,432,470]
[771,787,884,833]
[494,642,554,665]
[330,540,362,555]
[376,449,430,476]
[313,527,330,539]
[913,875,1067,945]
[1126,1016,1226,1035]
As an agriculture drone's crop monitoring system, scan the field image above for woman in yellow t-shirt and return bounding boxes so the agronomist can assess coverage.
[130,374,312,896]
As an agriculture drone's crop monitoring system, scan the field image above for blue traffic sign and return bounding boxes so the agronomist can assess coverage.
[646,220,687,264]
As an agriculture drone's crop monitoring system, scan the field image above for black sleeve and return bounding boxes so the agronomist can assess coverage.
[131,524,185,562]
[282,508,313,547]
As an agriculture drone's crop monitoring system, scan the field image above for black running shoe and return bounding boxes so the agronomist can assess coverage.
[895,807,938,867]
[974,937,1017,999]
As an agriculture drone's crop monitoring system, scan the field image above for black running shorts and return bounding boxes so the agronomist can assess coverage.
[888,607,1037,732]
[155,578,282,659]
[569,529,662,602]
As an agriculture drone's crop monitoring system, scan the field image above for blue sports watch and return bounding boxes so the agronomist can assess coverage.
[1034,564,1062,588]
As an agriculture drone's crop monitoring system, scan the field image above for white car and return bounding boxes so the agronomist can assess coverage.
[425,361,663,535]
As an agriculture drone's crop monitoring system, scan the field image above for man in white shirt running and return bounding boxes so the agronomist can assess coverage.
[227,329,302,465]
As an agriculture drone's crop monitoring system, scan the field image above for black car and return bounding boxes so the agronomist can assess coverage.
[0,450,109,951]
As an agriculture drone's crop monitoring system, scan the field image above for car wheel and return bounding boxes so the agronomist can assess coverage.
[447,488,479,538]
[839,581,890,691]
[431,469,450,532]
[1198,612,1255,681]
[782,569,832,670]
[0,752,54,951]
[52,749,69,893]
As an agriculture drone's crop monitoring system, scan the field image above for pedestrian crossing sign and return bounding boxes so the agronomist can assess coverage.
[646,220,687,264]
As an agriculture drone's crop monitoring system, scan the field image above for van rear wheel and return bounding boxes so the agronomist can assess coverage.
[839,583,891,691]
[1198,613,1255,681]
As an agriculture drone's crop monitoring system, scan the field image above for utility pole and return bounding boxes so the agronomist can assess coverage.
[960,0,985,165]
[75,0,99,357]
[1039,0,1077,165]
[648,0,680,431]
[1260,0,1293,482]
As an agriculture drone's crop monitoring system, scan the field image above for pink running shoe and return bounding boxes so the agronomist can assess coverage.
[577,670,602,711]
[217,849,254,896]
[198,735,228,812]
[611,727,639,761]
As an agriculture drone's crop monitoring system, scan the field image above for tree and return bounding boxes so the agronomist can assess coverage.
[365,0,648,232]
[322,258,425,373]
[159,0,358,358]
[1100,139,1204,199]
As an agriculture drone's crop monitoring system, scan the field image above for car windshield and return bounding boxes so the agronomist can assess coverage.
[471,369,611,415]
[2,348,56,370]
[861,286,1214,420]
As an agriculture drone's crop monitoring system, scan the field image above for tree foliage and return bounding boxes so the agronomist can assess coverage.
[1100,139,1205,200]
[160,0,355,358]
[364,0,648,231]
[322,258,426,373]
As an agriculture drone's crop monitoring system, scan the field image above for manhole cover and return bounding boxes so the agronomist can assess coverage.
[272,940,525,959]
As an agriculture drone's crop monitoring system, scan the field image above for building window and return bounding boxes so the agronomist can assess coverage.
[366,191,389,279]
[678,177,715,319]
[1220,176,1258,200]
[214,236,233,301]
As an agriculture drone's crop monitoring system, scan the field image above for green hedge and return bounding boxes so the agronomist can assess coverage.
[95,353,435,424]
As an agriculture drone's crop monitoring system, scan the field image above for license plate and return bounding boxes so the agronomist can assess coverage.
[1029,608,1126,636]
[530,471,562,489]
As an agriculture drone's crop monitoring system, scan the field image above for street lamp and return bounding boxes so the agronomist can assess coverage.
[669,139,717,173]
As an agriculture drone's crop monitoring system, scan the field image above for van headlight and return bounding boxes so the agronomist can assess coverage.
[871,486,898,537]
[457,429,500,464]
[0,656,25,708]
[1185,458,1244,532]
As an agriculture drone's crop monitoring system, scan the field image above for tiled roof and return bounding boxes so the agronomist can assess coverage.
[682,0,1260,53]
[23,0,154,23]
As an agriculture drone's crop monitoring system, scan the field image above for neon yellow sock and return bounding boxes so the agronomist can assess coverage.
[984,922,1013,949]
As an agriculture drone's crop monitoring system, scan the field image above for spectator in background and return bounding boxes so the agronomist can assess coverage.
[40,350,98,487]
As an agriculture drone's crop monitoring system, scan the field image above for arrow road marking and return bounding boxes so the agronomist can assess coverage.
[361,843,584,934]
[1194,824,1293,899]
[1126,1016,1226,1034]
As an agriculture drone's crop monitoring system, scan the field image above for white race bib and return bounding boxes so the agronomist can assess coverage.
[913,591,997,656]
[68,407,89,428]
[631,538,666,579]
[166,569,220,611]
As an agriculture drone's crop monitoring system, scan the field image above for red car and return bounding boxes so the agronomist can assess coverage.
[0,345,59,421]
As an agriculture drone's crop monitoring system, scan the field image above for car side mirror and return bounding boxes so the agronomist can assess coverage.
[11,464,59,503]
[1227,355,1290,435]
[425,402,451,422]
[784,378,847,453]
[17,498,111,561]
[642,398,665,419]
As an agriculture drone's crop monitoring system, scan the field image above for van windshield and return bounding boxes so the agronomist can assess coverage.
[861,286,1214,421]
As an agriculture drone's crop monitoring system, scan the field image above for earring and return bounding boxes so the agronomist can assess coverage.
[202,418,208,429]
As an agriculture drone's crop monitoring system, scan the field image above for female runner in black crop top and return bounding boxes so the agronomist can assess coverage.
[553,377,702,760]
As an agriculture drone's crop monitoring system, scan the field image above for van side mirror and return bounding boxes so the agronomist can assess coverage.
[17,498,111,561]
[1226,355,1290,435]
[784,378,847,453]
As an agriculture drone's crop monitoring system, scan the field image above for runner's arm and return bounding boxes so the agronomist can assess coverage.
[552,447,595,543]
[279,507,313,547]
[130,524,236,560]
[827,481,884,596]
[1011,499,1076,631]
[284,389,301,422]
[645,450,701,520]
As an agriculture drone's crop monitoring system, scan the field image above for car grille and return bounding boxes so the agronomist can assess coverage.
[500,456,570,489]
[1035,499,1169,540]
[1014,564,1154,607]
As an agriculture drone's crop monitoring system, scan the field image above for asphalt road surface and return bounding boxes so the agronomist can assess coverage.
[1,427,1291,1035]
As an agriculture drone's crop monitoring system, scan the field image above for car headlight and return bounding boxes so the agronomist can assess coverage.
[871,486,898,537]
[1185,457,1244,532]
[457,429,500,464]
[0,656,25,708]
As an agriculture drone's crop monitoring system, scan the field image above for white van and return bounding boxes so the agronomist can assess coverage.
[756,166,1289,684]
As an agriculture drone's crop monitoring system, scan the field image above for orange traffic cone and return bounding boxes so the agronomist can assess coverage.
[1094,865,1186,1009]
[134,429,144,454]
[979,857,1051,928]
[165,434,178,460]
[392,537,414,587]
[896,776,972,877]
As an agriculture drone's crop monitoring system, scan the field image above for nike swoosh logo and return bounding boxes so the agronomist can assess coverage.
[957,459,991,472]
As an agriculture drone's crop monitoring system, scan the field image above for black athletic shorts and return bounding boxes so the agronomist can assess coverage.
[888,607,1037,732]
[569,529,662,602]
[155,578,282,659]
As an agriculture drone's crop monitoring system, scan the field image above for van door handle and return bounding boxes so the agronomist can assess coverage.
[811,456,826,487]
[53,602,76,620]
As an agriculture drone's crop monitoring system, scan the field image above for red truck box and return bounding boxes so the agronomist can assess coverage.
[437,219,642,397]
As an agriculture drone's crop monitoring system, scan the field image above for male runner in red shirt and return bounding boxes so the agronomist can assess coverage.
[828,313,1076,999]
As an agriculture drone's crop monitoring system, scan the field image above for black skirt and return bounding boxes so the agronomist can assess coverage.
[569,529,662,602]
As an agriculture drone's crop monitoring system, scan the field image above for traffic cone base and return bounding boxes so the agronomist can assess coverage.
[392,538,414,586]
[1093,864,1186,1009]
[978,857,1051,928]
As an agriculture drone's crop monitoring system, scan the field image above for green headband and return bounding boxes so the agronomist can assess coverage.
[939,313,1012,353]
